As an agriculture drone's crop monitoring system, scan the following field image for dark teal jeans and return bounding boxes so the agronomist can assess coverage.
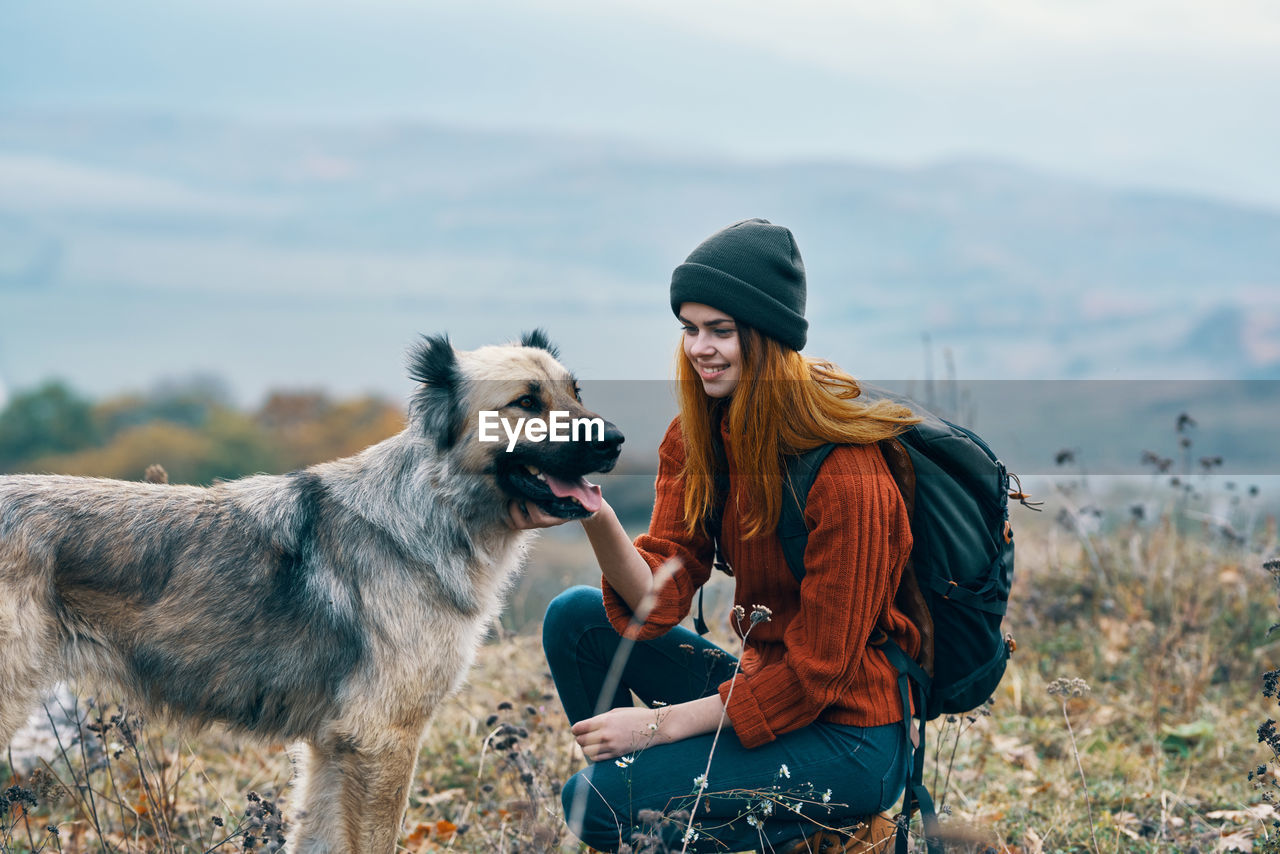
[542,585,907,853]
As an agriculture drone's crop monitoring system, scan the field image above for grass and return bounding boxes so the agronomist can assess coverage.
[3,488,1277,853]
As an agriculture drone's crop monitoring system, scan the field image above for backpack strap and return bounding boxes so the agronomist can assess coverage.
[878,637,941,854]
[776,440,944,854]
[779,441,937,677]
[776,444,837,582]
[879,438,935,678]
[694,440,833,632]
[694,420,735,635]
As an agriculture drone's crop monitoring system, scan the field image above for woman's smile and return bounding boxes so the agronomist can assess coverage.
[679,301,741,398]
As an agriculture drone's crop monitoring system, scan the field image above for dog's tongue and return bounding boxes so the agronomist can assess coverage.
[542,473,603,513]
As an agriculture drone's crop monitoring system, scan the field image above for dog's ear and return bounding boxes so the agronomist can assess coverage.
[408,334,465,450]
[520,328,560,361]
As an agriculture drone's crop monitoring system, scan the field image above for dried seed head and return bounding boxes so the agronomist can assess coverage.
[637,809,663,825]
[1047,677,1091,698]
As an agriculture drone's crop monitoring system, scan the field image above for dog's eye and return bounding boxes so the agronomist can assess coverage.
[572,384,582,402]
[513,394,539,411]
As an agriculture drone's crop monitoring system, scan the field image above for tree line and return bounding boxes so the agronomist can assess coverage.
[0,379,406,484]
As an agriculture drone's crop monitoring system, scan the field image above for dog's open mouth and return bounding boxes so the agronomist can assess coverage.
[500,462,604,520]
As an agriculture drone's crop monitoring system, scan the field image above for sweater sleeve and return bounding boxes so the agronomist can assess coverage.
[718,444,912,748]
[601,418,715,640]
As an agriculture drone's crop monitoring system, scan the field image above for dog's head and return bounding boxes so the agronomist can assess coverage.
[407,330,624,519]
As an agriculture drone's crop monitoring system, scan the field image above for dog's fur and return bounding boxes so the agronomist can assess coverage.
[0,331,622,853]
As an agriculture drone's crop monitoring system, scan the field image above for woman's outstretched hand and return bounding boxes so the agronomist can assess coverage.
[505,499,585,530]
[571,696,728,762]
[571,706,674,762]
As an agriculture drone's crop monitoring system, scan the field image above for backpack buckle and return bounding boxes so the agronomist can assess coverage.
[869,628,889,647]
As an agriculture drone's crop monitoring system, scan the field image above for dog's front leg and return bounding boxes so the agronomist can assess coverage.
[287,740,348,854]
[288,728,422,854]
[349,729,422,854]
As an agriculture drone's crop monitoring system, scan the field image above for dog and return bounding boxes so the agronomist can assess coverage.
[0,330,623,853]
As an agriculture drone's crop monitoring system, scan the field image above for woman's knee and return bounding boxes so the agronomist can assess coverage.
[561,768,627,851]
[542,585,607,647]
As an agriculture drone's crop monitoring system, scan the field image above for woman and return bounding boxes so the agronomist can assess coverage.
[511,219,923,852]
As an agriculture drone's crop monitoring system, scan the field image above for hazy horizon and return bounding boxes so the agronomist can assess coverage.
[3,2,1278,413]
[3,0,1278,208]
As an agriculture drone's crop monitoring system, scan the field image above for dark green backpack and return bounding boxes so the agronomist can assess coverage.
[776,413,1020,721]
[774,408,1031,854]
[704,402,1032,854]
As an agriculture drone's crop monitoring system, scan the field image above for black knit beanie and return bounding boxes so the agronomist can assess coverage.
[669,218,808,351]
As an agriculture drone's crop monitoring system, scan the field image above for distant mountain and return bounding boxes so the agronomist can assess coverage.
[1,113,1278,410]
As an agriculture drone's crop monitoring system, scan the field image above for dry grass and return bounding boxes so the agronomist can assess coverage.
[4,495,1278,853]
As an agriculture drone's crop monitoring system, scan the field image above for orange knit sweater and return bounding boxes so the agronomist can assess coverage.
[602,417,921,749]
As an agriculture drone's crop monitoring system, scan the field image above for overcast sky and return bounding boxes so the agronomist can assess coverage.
[3,0,1278,208]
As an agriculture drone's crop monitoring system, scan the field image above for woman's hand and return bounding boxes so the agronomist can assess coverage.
[570,706,673,762]
[571,696,727,762]
[507,496,659,617]
[505,499,583,530]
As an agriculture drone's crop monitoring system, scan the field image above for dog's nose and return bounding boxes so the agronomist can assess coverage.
[591,422,625,458]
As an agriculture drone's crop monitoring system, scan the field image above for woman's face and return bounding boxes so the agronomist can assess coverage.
[679,302,741,399]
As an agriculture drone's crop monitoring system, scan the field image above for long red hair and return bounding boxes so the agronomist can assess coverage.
[676,325,919,538]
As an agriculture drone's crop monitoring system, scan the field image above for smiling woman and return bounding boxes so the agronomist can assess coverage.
[514,219,925,852]
[678,304,741,397]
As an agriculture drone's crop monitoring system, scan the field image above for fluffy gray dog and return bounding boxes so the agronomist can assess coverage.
[0,331,622,853]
